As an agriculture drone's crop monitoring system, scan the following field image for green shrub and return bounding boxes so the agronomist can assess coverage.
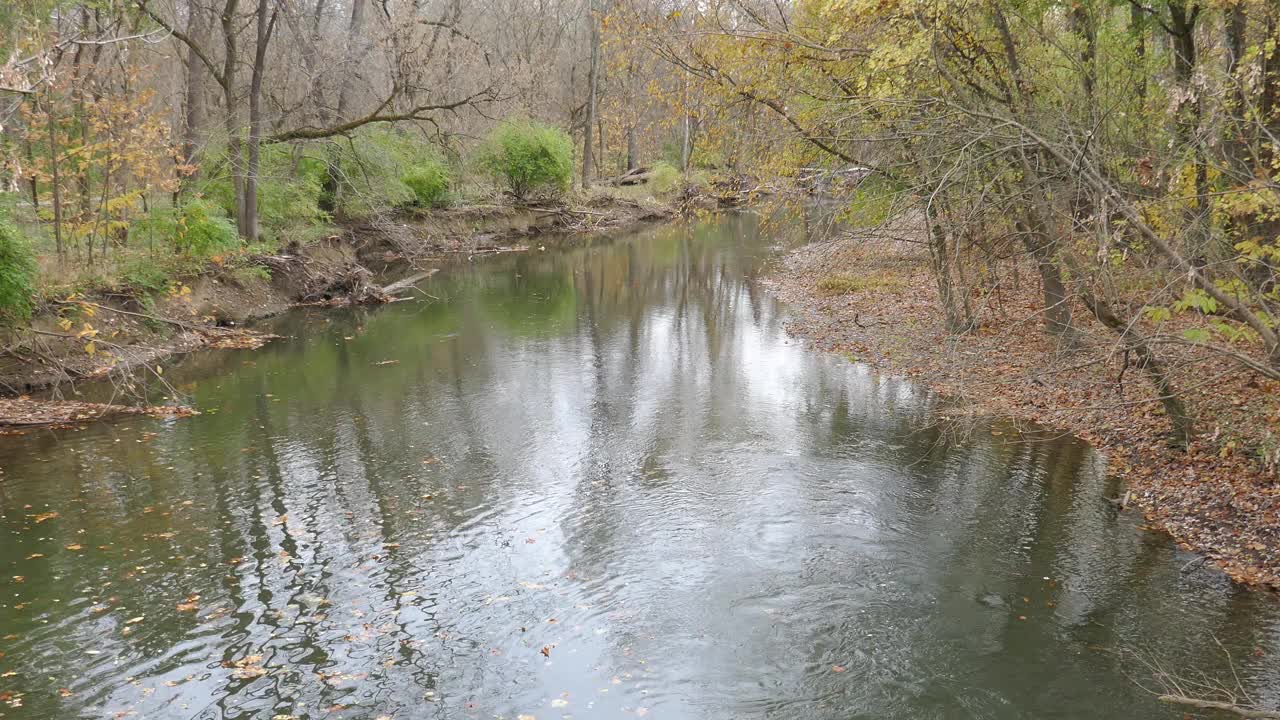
[0,220,36,326]
[118,256,176,294]
[325,127,454,216]
[176,199,239,256]
[475,119,573,200]
[332,127,416,216]
[229,264,272,285]
[649,161,681,194]
[200,144,329,241]
[402,158,452,207]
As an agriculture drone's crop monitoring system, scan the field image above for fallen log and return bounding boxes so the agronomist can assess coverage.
[380,269,439,295]
[611,166,654,186]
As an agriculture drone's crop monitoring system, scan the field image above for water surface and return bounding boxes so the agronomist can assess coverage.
[1,214,1277,719]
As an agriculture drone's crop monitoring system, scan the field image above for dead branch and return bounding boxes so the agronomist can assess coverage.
[1157,695,1280,719]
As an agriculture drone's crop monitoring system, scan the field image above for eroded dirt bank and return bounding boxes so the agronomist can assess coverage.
[767,234,1280,589]
[0,197,672,423]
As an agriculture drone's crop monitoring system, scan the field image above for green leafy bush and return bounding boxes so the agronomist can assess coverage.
[649,161,681,194]
[0,219,36,326]
[328,128,453,215]
[475,120,573,200]
[200,144,329,241]
[402,158,452,207]
[332,128,416,216]
[118,256,178,294]
[229,264,272,285]
[175,199,239,256]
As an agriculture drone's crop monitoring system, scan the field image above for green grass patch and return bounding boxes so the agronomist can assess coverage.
[816,272,907,295]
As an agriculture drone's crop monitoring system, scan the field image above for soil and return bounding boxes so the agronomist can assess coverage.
[0,196,673,423]
[766,231,1280,590]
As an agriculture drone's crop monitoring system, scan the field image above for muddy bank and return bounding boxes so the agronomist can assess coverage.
[0,196,673,417]
[768,234,1280,589]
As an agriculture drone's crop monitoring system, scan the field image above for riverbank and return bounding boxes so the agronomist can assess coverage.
[768,232,1280,589]
[0,195,673,420]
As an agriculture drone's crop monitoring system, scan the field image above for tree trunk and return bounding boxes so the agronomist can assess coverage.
[1064,255,1196,446]
[44,99,64,259]
[680,84,691,174]
[322,0,368,212]
[24,138,38,212]
[73,8,92,229]
[180,2,210,193]
[597,117,605,176]
[927,210,966,334]
[1262,8,1280,167]
[1029,242,1072,337]
[626,122,638,171]
[581,0,599,189]
[1131,2,1152,109]
[244,0,275,243]
[1068,3,1096,102]
[1016,210,1073,338]
[1167,1,1207,256]
[219,0,245,237]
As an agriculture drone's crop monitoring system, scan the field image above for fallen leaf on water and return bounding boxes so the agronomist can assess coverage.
[831,665,846,673]
[540,645,552,657]
[65,544,83,551]
[58,689,72,698]
[31,512,58,523]
[125,616,145,625]
[226,655,266,679]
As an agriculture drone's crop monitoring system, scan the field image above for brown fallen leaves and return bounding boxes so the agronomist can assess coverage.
[224,655,267,679]
[0,398,197,428]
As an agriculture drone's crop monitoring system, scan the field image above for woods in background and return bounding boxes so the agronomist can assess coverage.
[0,0,694,292]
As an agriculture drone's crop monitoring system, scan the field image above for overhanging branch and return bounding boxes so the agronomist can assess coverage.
[263,88,494,143]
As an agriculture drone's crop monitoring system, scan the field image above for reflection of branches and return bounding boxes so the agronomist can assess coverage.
[1132,638,1280,719]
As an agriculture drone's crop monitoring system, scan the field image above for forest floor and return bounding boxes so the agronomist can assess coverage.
[766,230,1280,589]
[0,194,674,424]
